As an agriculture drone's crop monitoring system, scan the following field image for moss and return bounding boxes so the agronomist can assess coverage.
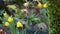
[47,0,60,34]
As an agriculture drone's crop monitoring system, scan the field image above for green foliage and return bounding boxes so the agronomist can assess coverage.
[0,10,4,24]
[0,10,4,15]
[9,21,18,34]
[26,11,41,24]
[14,0,25,4]
[42,0,47,3]
[0,0,49,34]
[7,5,17,13]
[1,8,41,34]
[40,9,48,19]
[47,0,60,34]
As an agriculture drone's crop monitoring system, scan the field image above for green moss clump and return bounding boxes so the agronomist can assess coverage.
[47,0,60,34]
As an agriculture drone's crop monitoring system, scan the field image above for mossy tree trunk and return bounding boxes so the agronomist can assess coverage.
[47,0,60,34]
